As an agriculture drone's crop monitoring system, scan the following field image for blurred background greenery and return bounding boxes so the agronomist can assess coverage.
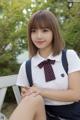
[0,0,80,76]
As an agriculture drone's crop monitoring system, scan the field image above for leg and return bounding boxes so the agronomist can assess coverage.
[34,96,46,120]
[9,95,46,120]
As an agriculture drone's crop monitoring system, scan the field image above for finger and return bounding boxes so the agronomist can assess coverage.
[31,92,40,97]
[21,91,26,97]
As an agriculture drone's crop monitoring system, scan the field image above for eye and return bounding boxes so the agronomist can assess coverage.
[43,28,49,32]
[31,29,36,33]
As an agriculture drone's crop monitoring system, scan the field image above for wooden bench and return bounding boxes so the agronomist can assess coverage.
[0,74,21,120]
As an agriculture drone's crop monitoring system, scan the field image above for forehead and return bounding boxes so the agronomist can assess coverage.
[30,14,52,29]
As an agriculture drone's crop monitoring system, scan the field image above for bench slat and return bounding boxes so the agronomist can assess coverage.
[0,75,17,88]
[12,86,21,104]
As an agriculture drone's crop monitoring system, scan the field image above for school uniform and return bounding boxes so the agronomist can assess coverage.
[16,49,80,120]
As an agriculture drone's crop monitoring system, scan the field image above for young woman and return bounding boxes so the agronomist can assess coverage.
[9,10,80,120]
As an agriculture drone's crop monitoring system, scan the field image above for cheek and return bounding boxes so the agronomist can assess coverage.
[47,34,53,42]
[31,35,36,45]
[31,34,35,41]
[47,32,53,39]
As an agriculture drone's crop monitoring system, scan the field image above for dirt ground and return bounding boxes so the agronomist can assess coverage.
[2,102,17,119]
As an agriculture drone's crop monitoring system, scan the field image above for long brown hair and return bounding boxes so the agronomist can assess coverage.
[28,10,65,58]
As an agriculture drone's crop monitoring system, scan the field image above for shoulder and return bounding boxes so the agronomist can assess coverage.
[20,60,26,68]
[67,49,77,56]
[66,49,80,61]
[66,49,80,73]
[19,59,31,70]
[17,60,31,87]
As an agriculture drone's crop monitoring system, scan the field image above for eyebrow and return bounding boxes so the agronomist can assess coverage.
[31,27,49,29]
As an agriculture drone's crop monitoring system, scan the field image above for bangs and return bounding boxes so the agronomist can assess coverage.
[29,13,52,30]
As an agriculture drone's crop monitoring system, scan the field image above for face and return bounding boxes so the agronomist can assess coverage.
[31,27,53,51]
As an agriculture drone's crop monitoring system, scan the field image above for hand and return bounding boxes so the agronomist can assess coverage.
[21,86,30,98]
[27,86,41,96]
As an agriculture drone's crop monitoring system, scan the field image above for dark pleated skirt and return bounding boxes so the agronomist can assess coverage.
[45,102,80,120]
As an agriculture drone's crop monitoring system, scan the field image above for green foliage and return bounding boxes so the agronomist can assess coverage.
[0,0,31,75]
[62,3,80,53]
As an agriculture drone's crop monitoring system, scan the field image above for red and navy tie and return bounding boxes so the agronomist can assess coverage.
[38,59,55,82]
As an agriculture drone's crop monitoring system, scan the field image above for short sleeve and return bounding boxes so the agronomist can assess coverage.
[67,50,80,74]
[16,61,30,87]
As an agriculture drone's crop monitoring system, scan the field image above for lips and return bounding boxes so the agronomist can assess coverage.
[35,40,46,44]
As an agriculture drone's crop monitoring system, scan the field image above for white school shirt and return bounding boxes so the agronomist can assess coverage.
[16,50,80,105]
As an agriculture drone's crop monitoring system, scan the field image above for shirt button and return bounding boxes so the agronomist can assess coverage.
[61,73,65,77]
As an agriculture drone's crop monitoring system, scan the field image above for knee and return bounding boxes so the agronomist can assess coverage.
[34,95,44,106]
[31,95,45,112]
[22,95,44,107]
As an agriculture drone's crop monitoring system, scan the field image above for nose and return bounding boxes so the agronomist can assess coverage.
[37,30,42,39]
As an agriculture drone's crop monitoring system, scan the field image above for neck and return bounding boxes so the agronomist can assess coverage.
[39,47,53,58]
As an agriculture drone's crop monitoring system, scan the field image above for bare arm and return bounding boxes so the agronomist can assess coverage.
[41,71,80,102]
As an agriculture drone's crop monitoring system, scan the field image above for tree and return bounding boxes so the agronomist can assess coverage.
[0,0,31,75]
[62,3,80,53]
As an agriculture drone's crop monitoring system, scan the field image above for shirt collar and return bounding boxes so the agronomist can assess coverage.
[32,51,62,67]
